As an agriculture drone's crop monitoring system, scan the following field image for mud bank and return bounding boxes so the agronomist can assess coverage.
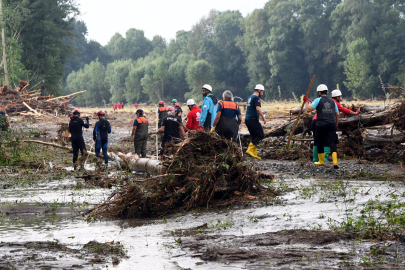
[0,240,127,270]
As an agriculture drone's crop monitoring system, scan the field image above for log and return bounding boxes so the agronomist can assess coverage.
[361,128,405,150]
[337,111,389,131]
[22,101,40,115]
[47,90,86,101]
[361,105,393,113]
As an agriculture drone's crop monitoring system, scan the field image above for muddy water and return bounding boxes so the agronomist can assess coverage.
[1,175,404,269]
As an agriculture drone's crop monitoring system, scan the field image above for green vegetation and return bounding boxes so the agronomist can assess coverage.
[62,0,405,105]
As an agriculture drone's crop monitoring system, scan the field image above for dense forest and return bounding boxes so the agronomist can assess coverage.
[1,0,405,105]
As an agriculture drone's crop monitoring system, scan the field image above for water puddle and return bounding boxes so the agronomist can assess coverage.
[1,176,404,269]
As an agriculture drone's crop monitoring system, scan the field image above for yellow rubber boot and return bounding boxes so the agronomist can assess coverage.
[332,152,339,169]
[252,145,261,160]
[314,153,325,166]
[246,143,255,157]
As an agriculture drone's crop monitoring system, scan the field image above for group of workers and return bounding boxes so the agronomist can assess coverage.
[68,83,356,170]
[304,84,360,169]
[113,102,125,111]
[130,83,266,160]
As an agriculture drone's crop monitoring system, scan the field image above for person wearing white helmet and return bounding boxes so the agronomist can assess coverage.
[331,89,360,116]
[304,84,340,169]
[185,99,202,131]
[199,84,218,132]
[212,90,242,141]
[245,84,266,159]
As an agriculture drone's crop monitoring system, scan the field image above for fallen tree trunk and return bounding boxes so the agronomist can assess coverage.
[361,128,405,150]
[337,111,389,131]
[361,104,393,113]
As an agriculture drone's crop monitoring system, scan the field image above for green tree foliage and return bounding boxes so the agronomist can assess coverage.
[105,28,153,61]
[18,0,79,95]
[65,59,110,106]
[344,38,377,98]
[185,59,215,101]
[61,1,405,105]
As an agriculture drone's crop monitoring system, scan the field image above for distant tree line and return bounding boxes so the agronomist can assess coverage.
[1,1,405,104]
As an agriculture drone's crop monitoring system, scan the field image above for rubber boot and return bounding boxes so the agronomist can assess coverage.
[313,146,319,162]
[332,152,339,169]
[314,153,325,166]
[252,145,261,160]
[324,147,330,162]
[246,143,255,157]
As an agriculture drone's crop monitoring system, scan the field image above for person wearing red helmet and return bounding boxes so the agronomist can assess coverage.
[157,101,168,128]
[93,110,111,166]
[174,102,182,117]
[69,108,89,169]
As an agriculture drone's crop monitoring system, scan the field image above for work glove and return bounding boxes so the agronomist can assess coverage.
[210,128,215,133]
[303,96,309,103]
[86,116,89,121]
[356,110,361,114]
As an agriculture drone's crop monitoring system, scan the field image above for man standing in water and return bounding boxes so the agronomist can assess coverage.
[69,109,89,169]
[93,110,111,167]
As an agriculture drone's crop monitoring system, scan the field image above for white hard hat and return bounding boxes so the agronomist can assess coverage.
[331,89,342,98]
[202,84,212,92]
[186,99,196,106]
[255,84,265,91]
[317,84,328,92]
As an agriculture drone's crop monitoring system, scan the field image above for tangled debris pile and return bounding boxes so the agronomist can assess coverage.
[87,132,276,220]
[0,81,84,115]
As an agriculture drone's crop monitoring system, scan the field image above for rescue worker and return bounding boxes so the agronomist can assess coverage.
[168,99,177,112]
[157,101,168,128]
[93,110,111,166]
[245,84,267,159]
[135,103,138,109]
[131,109,148,158]
[199,84,218,132]
[0,106,10,131]
[174,102,182,117]
[156,110,185,151]
[121,102,125,109]
[113,103,117,111]
[68,109,89,169]
[117,103,122,109]
[304,84,340,169]
[312,89,361,162]
[212,90,242,141]
[185,99,202,131]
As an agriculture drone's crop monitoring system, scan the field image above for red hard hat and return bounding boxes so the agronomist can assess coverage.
[97,110,105,116]
[159,101,164,105]
[73,109,80,114]
[175,102,180,107]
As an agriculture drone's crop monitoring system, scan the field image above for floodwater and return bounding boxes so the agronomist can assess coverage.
[1,172,404,269]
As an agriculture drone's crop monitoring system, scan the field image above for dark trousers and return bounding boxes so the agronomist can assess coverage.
[245,118,264,146]
[203,113,212,132]
[316,123,337,154]
[71,136,86,164]
[134,137,147,158]
[215,117,238,141]
[312,120,318,147]
[95,140,108,164]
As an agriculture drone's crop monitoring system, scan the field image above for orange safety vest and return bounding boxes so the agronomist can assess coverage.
[219,100,239,111]
[136,116,148,124]
[159,107,168,112]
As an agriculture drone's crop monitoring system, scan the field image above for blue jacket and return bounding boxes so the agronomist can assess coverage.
[199,94,217,127]
[93,119,111,143]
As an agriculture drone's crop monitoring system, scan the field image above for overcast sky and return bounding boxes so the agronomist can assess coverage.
[77,0,268,46]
